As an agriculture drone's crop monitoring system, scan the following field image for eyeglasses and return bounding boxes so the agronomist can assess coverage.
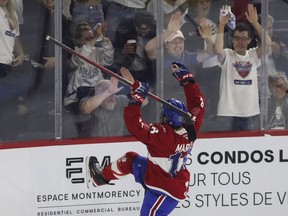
[232,36,250,42]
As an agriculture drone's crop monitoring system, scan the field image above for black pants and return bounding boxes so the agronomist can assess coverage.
[0,63,12,78]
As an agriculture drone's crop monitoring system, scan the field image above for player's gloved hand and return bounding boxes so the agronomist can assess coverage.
[171,62,195,86]
[128,80,149,105]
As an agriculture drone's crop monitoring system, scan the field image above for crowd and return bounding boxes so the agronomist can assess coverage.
[0,0,288,141]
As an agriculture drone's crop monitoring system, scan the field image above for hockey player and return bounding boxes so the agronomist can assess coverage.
[87,62,205,215]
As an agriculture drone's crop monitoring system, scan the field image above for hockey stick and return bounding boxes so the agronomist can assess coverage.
[46,35,196,140]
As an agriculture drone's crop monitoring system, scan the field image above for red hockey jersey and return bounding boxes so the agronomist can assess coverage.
[124,82,205,200]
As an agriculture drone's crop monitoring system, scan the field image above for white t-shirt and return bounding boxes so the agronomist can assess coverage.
[217,48,261,117]
[0,8,19,64]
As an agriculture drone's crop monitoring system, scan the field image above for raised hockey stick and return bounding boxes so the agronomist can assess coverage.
[46,35,196,140]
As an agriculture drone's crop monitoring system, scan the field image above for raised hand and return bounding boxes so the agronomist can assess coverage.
[245,4,258,25]
[171,62,195,86]
[120,67,135,83]
[219,5,230,26]
[198,18,212,39]
[94,23,102,35]
[128,81,149,105]
[107,77,123,95]
[166,11,183,35]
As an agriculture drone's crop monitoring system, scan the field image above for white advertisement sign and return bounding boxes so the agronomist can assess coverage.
[0,136,288,216]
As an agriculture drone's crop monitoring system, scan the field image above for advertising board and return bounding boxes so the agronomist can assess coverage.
[0,136,287,216]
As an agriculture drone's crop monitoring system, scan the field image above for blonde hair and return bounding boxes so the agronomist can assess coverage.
[4,0,18,29]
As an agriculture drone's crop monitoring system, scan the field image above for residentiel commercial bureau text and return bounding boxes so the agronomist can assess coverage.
[37,206,140,216]
[196,149,288,165]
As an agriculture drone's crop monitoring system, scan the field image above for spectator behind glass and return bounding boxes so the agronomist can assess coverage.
[146,0,187,28]
[267,71,288,130]
[231,0,261,49]
[112,10,156,86]
[180,0,217,52]
[258,14,288,76]
[0,0,25,115]
[214,4,272,131]
[0,0,25,78]
[31,0,74,93]
[64,21,114,137]
[104,0,149,46]
[68,0,105,35]
[179,0,221,131]
[79,67,148,137]
[145,11,214,102]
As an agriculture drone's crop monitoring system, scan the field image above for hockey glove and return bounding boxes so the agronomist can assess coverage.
[128,81,149,105]
[171,62,195,86]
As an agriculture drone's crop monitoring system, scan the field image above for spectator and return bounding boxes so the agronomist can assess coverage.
[231,0,261,49]
[0,0,26,140]
[0,0,25,78]
[0,0,25,103]
[267,71,288,130]
[68,0,105,35]
[64,21,114,137]
[31,0,74,92]
[80,67,147,137]
[104,0,149,46]
[145,11,214,102]
[179,0,221,131]
[180,0,217,53]
[112,10,156,86]
[258,14,288,76]
[214,4,272,131]
[146,0,187,28]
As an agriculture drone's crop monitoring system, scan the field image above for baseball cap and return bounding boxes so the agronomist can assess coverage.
[165,30,185,43]
[134,11,155,30]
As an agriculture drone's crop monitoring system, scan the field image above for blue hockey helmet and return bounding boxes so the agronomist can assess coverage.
[160,98,188,128]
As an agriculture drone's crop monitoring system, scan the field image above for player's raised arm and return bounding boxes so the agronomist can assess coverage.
[171,62,206,134]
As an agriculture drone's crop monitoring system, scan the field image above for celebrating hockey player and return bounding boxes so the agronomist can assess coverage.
[86,62,205,216]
